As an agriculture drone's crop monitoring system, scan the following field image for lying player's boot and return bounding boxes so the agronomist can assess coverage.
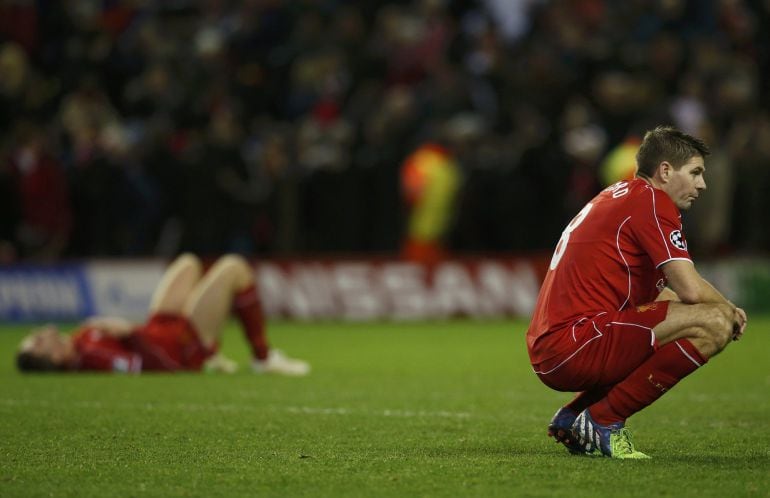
[203,353,239,374]
[572,409,651,459]
[252,349,310,376]
[547,407,585,454]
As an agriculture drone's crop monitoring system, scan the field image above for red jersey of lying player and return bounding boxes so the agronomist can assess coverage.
[527,178,691,366]
[70,314,214,372]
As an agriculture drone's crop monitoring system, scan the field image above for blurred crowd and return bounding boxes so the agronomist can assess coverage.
[1,0,770,262]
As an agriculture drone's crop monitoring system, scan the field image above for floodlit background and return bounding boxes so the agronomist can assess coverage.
[1,0,769,262]
[2,3,770,497]
[2,0,770,321]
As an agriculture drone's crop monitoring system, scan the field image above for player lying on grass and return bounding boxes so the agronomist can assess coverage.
[527,126,747,459]
[16,253,309,375]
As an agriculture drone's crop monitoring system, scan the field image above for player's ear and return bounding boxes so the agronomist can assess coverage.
[658,161,672,183]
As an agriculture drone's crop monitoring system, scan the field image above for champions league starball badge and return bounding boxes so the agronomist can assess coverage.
[669,230,687,250]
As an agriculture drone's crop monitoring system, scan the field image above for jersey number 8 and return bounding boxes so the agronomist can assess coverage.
[549,202,594,270]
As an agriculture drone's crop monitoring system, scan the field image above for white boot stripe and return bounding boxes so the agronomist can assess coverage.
[581,415,592,450]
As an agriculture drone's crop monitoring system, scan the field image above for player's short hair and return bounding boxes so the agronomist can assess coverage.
[636,125,710,178]
[16,351,64,372]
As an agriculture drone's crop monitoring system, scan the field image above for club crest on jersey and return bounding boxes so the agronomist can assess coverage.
[669,230,687,250]
[636,302,659,313]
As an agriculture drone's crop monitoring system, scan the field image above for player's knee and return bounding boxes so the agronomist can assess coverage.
[706,304,731,331]
[212,254,253,283]
[703,304,733,353]
[177,253,203,276]
[215,254,254,288]
[218,254,248,271]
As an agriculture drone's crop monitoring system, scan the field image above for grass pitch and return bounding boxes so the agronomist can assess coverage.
[1,318,768,498]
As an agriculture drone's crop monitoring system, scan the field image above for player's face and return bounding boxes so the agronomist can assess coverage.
[666,156,706,210]
[20,326,73,365]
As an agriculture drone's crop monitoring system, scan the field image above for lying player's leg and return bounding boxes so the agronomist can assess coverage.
[183,254,309,375]
[149,253,203,315]
[183,254,253,348]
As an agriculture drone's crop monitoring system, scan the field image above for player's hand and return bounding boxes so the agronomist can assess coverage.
[732,307,747,340]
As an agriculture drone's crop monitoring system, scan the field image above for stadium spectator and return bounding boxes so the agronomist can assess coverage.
[15,253,310,375]
[4,121,72,261]
[399,114,472,264]
[527,126,748,458]
[1,1,769,257]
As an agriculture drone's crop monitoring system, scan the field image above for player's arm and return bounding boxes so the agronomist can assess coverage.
[655,287,680,302]
[662,260,729,304]
[81,316,136,337]
[661,260,748,337]
[77,339,142,372]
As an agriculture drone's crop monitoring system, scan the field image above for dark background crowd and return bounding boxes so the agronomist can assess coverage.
[1,0,769,262]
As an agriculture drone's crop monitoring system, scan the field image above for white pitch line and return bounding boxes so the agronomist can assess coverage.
[0,398,472,419]
[280,405,471,419]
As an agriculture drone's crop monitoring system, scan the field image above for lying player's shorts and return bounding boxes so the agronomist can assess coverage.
[128,313,214,371]
[530,301,670,392]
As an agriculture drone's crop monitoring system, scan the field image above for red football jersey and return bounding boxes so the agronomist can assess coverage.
[527,178,691,364]
[71,327,143,373]
[69,314,212,372]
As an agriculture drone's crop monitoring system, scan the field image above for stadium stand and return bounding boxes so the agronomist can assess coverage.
[1,0,769,262]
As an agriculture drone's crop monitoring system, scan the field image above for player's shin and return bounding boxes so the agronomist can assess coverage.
[232,285,269,360]
[565,386,612,414]
[588,339,707,425]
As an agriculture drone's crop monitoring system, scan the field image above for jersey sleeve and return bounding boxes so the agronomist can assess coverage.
[72,329,142,373]
[629,186,692,268]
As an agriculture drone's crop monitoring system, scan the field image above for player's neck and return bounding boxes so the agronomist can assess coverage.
[636,174,663,190]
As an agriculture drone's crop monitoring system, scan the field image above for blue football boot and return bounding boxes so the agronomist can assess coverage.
[547,407,585,455]
[572,409,651,459]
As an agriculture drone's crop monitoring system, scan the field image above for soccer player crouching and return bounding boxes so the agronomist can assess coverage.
[526,126,747,458]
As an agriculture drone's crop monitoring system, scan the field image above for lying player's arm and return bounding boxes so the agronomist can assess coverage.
[77,339,142,372]
[82,316,136,337]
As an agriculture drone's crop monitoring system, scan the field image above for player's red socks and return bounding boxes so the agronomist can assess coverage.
[589,339,707,425]
[565,387,612,414]
[232,284,269,360]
